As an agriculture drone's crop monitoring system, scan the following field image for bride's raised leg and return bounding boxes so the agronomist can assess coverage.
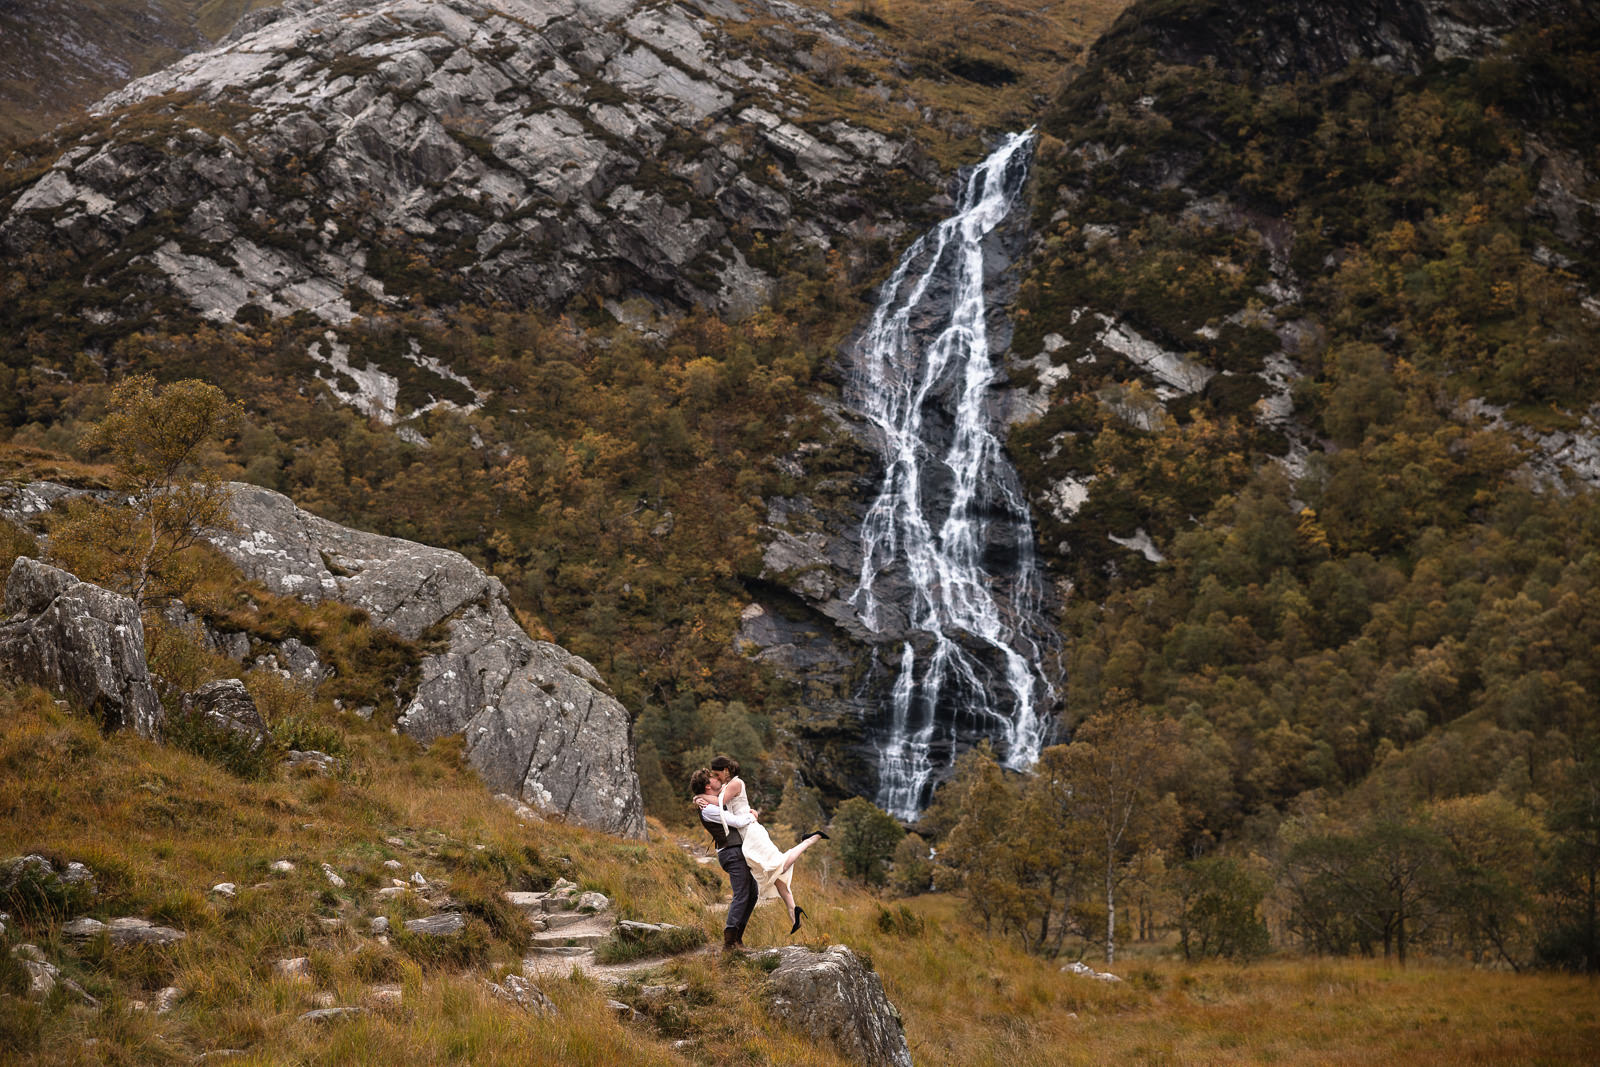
[775,879,797,924]
[778,833,822,876]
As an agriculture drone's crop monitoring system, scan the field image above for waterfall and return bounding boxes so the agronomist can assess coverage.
[847,130,1056,820]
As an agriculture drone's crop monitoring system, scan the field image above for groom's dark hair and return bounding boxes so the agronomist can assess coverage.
[710,755,740,776]
[690,768,713,795]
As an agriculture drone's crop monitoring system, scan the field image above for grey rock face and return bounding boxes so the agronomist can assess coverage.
[181,679,271,751]
[206,483,645,838]
[760,944,912,1067]
[0,0,923,334]
[0,557,163,739]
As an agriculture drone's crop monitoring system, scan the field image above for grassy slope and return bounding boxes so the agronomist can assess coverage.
[3,684,1596,1064]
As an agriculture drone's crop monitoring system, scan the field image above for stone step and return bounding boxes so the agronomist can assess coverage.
[530,928,609,951]
[529,943,595,957]
[543,910,601,931]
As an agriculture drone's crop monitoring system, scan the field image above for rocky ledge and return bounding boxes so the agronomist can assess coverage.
[207,483,645,838]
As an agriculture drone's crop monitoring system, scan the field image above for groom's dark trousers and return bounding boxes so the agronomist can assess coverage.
[701,809,757,943]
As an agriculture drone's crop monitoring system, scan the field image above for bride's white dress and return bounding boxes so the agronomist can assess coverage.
[721,778,791,902]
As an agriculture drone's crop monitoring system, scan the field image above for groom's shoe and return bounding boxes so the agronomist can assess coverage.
[722,928,744,954]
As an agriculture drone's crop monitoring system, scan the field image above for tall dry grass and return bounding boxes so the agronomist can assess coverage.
[3,683,1596,1064]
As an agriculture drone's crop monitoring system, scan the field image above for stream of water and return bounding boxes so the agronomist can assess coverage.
[846,130,1055,819]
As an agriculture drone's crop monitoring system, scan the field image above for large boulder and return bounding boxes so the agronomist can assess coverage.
[0,557,163,739]
[759,944,912,1067]
[206,483,645,838]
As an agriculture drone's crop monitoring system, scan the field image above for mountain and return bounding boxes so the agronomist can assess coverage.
[2,0,1598,952]
[0,0,278,144]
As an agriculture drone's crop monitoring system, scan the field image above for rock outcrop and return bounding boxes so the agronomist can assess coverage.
[205,483,645,838]
[0,557,163,739]
[181,679,271,752]
[759,944,912,1067]
[0,0,925,336]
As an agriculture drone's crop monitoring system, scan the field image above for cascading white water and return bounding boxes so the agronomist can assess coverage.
[847,130,1056,820]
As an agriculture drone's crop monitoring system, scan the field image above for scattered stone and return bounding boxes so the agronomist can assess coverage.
[636,984,687,1007]
[299,1007,363,1024]
[181,679,270,751]
[616,920,676,938]
[404,912,466,938]
[606,999,638,1021]
[274,957,312,981]
[409,871,427,887]
[12,943,45,962]
[760,945,912,1067]
[154,986,183,1013]
[283,749,339,776]
[20,957,56,999]
[1062,961,1122,983]
[321,864,346,889]
[98,917,185,946]
[370,916,390,934]
[311,991,337,1008]
[367,984,403,1005]
[494,793,541,821]
[317,917,343,931]
[383,860,403,871]
[384,836,406,848]
[270,860,296,874]
[0,558,163,738]
[61,917,105,939]
[3,853,97,904]
[376,886,410,900]
[575,891,611,912]
[212,883,237,898]
[487,973,555,1016]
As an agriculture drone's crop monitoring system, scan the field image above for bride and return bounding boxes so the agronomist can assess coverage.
[710,756,826,934]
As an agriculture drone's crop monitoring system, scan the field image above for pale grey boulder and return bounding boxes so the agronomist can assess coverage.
[760,945,912,1067]
[0,558,163,739]
[206,484,645,838]
[181,679,271,752]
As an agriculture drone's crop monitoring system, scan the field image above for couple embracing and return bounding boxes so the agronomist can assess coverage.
[692,755,827,952]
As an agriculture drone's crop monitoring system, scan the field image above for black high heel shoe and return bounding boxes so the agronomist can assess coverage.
[804,829,830,841]
[790,905,806,935]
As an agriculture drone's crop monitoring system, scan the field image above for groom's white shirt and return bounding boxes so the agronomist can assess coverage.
[700,803,755,828]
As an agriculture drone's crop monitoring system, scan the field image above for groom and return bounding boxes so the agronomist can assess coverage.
[691,765,758,953]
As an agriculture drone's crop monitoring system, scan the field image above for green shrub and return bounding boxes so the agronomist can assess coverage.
[162,707,277,780]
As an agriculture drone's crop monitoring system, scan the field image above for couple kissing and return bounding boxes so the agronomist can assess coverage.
[692,755,827,953]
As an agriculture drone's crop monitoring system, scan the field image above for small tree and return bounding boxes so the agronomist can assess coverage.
[889,833,933,897]
[1042,712,1183,965]
[52,376,241,607]
[832,796,903,885]
[1174,856,1271,961]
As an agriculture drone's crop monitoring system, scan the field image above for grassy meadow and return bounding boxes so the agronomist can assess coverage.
[2,682,1595,1065]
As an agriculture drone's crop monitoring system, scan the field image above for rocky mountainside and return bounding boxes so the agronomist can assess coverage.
[1,0,927,334]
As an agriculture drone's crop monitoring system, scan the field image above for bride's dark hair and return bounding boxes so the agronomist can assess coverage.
[709,755,741,777]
